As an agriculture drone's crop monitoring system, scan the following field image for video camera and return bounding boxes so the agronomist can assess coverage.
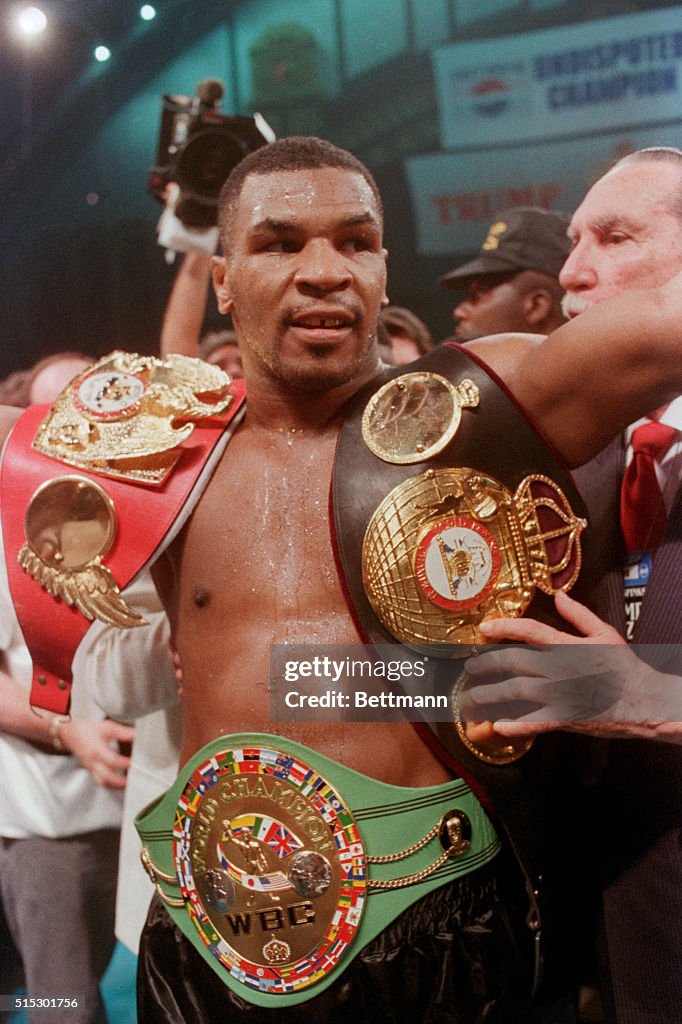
[148,78,274,228]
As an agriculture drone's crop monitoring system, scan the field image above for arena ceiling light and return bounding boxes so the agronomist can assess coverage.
[15,5,48,37]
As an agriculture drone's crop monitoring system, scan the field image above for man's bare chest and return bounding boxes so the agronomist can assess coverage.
[175,429,345,621]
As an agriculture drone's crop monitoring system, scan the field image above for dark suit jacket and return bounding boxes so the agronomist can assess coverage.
[573,441,682,1024]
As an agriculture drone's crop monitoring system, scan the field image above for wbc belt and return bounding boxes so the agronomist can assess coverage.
[136,733,500,1008]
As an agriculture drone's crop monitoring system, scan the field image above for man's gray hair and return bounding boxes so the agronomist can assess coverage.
[610,147,682,220]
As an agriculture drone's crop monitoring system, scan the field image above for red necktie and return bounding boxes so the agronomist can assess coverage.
[620,420,677,552]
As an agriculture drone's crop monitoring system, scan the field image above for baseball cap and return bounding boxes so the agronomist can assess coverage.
[439,207,571,288]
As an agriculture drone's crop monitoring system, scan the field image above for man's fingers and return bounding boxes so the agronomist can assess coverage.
[465,647,545,679]
[477,596,627,646]
[466,677,547,707]
[92,763,128,790]
[492,718,562,737]
[479,616,564,644]
[101,721,135,744]
[109,751,132,773]
[553,590,622,640]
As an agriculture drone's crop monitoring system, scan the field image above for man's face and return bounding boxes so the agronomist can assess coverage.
[452,272,528,341]
[560,160,682,316]
[212,167,388,393]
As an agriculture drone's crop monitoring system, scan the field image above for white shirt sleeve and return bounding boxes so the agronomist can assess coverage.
[72,571,179,722]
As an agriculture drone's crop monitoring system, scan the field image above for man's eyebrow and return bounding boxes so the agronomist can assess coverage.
[339,212,381,229]
[592,213,641,233]
[249,211,381,234]
[250,217,297,234]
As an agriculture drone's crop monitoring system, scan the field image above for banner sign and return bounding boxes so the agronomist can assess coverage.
[433,9,682,151]
[405,126,682,255]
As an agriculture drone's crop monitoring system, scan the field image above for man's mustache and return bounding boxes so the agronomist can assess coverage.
[561,292,591,319]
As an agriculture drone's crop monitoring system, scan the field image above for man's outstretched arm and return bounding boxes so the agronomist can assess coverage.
[469,271,682,467]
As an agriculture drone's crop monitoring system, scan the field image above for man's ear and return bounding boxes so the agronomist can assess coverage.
[523,288,552,327]
[211,255,233,315]
[381,248,389,307]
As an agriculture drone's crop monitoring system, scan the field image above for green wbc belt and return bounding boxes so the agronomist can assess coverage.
[136,732,500,1008]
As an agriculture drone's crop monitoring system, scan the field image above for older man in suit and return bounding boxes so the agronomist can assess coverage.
[470,147,682,1024]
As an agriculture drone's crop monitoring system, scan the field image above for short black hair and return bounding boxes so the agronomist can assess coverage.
[218,136,383,250]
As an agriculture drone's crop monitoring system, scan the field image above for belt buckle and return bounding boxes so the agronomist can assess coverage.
[172,745,367,996]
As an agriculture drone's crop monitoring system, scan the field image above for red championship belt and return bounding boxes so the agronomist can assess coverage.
[1,371,245,715]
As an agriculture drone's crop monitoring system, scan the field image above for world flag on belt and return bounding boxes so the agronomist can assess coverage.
[273,753,294,779]
[227,813,303,859]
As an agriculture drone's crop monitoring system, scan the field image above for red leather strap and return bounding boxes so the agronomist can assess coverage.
[1,380,245,714]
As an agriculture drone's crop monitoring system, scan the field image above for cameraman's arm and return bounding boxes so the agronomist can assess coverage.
[159,250,212,360]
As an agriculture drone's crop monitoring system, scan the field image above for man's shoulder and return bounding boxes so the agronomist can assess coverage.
[464,333,546,380]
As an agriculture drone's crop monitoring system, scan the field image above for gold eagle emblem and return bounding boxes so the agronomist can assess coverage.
[32,351,233,485]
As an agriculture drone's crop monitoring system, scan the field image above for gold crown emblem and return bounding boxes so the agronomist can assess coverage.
[32,350,233,486]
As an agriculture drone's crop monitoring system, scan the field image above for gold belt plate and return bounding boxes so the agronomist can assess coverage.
[18,475,146,628]
[32,351,233,485]
[451,669,535,765]
[362,467,586,647]
[174,746,366,996]
[361,373,480,464]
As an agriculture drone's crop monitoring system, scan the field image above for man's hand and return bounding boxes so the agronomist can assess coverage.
[464,592,682,741]
[59,718,134,789]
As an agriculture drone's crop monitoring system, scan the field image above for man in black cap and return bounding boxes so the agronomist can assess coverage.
[439,207,570,341]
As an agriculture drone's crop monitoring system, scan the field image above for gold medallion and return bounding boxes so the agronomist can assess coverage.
[362,373,479,464]
[173,746,366,997]
[18,475,147,628]
[32,351,233,486]
[451,669,534,765]
[362,467,586,647]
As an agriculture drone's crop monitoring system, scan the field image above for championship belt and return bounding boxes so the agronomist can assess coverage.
[136,733,500,1007]
[333,342,586,697]
[332,344,590,983]
[356,362,585,649]
[0,352,246,714]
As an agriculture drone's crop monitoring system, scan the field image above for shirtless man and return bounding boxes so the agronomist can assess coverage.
[1,137,681,1022]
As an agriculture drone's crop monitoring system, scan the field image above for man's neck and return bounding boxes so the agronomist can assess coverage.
[242,363,382,434]
[648,404,670,422]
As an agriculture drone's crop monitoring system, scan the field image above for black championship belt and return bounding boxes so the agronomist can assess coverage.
[332,343,590,988]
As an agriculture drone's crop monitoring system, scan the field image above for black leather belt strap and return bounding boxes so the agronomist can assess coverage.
[333,342,587,646]
[331,343,590,988]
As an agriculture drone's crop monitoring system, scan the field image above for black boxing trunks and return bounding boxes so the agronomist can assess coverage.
[137,864,534,1023]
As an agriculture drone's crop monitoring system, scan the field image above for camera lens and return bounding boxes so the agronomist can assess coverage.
[175,129,248,200]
